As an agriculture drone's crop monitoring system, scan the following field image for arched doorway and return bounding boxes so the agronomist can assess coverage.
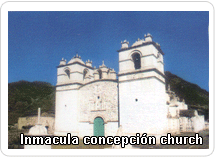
[93,117,104,136]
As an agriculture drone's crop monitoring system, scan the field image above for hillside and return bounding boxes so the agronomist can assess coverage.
[165,71,209,120]
[8,73,209,125]
[8,81,55,125]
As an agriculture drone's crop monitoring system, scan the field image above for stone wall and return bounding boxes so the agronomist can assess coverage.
[179,117,193,132]
[167,118,179,134]
[18,116,55,134]
[79,80,118,122]
[78,80,118,137]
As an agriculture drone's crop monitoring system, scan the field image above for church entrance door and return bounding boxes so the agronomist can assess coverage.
[94,117,104,136]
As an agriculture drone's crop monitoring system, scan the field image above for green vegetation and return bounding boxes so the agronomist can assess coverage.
[8,81,55,125]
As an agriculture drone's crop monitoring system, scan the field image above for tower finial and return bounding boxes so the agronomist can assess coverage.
[121,40,129,49]
[144,33,153,42]
[60,58,66,65]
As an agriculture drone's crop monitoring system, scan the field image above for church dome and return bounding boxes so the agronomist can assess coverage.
[28,124,48,135]
[68,54,85,65]
[99,61,109,71]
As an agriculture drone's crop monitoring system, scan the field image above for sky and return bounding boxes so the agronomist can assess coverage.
[8,11,209,91]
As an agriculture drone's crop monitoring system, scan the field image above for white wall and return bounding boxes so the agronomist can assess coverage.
[192,115,205,132]
[119,78,168,135]
[78,122,93,137]
[105,122,119,136]
[55,89,79,135]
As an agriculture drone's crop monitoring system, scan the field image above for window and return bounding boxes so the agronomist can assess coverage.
[65,69,70,78]
[132,53,141,69]
[83,69,89,80]
[98,69,102,79]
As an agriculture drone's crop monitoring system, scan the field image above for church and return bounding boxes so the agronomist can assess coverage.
[54,33,205,138]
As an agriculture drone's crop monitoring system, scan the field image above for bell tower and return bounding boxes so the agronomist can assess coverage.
[118,33,168,136]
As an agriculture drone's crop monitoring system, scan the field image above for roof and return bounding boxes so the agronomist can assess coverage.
[117,41,164,55]
[68,57,85,65]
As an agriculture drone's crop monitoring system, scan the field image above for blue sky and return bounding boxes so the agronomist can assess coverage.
[8,11,209,91]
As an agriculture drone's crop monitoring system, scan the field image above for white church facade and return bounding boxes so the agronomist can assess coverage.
[54,33,205,138]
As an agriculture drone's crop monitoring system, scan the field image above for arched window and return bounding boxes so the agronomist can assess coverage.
[83,69,89,80]
[107,69,110,78]
[98,69,102,79]
[132,53,141,69]
[65,69,70,78]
